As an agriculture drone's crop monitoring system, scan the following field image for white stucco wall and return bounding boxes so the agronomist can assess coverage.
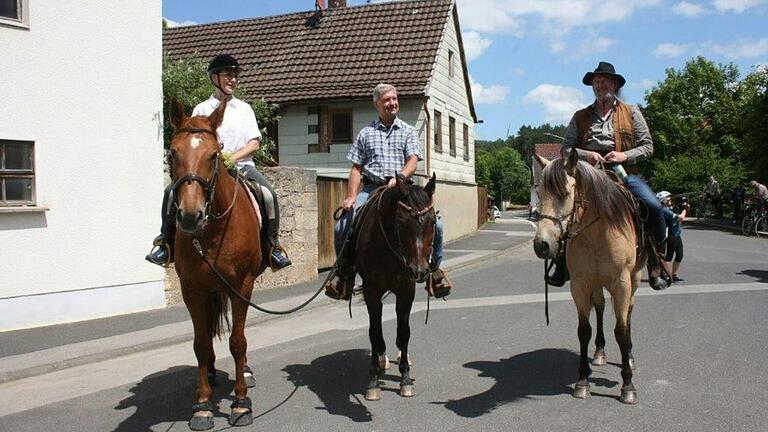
[0,1,165,330]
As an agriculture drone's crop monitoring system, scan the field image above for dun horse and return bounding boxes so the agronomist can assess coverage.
[355,174,437,401]
[532,150,642,404]
[168,99,266,429]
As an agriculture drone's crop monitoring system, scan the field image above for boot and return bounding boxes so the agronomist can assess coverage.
[545,252,569,287]
[145,235,172,267]
[427,267,453,298]
[267,221,292,271]
[647,239,670,291]
[324,235,355,300]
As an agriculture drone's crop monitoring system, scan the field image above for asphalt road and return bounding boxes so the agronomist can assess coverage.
[1,214,767,432]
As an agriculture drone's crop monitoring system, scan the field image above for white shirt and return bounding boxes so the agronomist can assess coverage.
[192,95,262,168]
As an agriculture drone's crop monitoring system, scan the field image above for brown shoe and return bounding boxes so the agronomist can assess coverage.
[427,269,452,299]
[324,274,353,300]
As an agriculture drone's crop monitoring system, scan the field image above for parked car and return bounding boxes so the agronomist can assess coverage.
[493,206,501,219]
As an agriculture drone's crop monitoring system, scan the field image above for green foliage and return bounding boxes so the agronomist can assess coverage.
[475,147,529,205]
[161,52,280,165]
[739,67,768,183]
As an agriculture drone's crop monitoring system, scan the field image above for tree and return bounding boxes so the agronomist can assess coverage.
[739,67,768,183]
[161,52,279,165]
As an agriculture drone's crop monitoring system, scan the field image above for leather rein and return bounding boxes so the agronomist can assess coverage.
[373,188,436,270]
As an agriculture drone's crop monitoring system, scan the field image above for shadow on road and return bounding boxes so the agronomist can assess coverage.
[113,365,238,431]
[433,348,620,417]
[283,349,373,423]
[737,269,768,283]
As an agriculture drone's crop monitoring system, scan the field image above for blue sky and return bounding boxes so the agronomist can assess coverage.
[163,0,768,141]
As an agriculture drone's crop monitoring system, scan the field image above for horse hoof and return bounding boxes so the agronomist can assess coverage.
[397,350,412,366]
[378,354,390,370]
[365,387,381,401]
[229,409,253,427]
[592,353,607,366]
[189,413,214,431]
[573,384,591,399]
[243,366,256,388]
[400,384,415,398]
[628,358,636,370]
[620,389,638,405]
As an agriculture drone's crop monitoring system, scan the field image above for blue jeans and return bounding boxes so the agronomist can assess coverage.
[623,174,665,244]
[334,184,444,267]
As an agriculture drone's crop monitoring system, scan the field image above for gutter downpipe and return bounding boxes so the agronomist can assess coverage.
[422,97,431,177]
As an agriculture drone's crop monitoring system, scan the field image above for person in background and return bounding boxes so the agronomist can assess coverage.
[730,184,745,223]
[704,176,722,218]
[657,191,687,283]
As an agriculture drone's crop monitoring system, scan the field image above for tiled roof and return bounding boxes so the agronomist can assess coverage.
[163,0,457,105]
[535,143,562,160]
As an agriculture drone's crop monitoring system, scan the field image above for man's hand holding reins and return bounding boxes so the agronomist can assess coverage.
[585,151,606,165]
[342,196,356,211]
[605,151,628,164]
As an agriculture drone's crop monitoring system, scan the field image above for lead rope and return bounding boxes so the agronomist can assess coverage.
[192,238,324,315]
[544,258,553,326]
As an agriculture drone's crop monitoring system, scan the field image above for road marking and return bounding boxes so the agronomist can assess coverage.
[477,230,534,237]
[0,281,765,417]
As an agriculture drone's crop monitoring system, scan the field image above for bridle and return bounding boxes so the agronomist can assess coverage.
[373,188,436,273]
[170,127,238,228]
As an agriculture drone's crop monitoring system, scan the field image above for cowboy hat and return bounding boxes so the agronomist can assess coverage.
[582,61,626,88]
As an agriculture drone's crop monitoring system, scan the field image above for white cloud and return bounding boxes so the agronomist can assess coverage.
[568,37,616,61]
[672,1,706,16]
[631,78,656,90]
[708,38,768,59]
[653,43,692,57]
[164,17,197,28]
[713,0,767,13]
[470,75,510,104]
[523,84,588,124]
[462,31,493,62]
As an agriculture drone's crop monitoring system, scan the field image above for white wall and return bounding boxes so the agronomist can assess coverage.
[0,1,165,330]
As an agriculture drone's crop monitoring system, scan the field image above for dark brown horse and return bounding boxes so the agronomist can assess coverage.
[168,99,266,429]
[355,174,437,401]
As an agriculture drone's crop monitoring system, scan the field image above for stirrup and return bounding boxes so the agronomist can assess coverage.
[427,269,452,299]
[268,245,292,271]
[145,242,171,267]
[323,271,353,300]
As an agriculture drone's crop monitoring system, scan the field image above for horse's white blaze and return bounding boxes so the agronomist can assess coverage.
[189,136,202,149]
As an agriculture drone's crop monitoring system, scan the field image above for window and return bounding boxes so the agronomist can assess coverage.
[448,50,455,78]
[434,110,442,153]
[0,139,35,206]
[463,123,470,161]
[449,116,456,157]
[308,106,353,153]
[0,0,28,27]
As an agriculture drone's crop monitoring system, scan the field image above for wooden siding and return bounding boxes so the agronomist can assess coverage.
[316,176,347,269]
[477,186,490,227]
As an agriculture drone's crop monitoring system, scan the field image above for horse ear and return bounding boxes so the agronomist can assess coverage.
[565,147,579,176]
[208,99,227,131]
[534,154,550,168]
[169,98,186,130]
[424,172,436,197]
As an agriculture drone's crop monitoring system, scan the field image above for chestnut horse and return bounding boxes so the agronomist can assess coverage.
[532,150,643,404]
[168,99,266,429]
[355,174,437,401]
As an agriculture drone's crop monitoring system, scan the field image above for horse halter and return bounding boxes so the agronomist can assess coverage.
[171,128,221,226]
[375,190,436,272]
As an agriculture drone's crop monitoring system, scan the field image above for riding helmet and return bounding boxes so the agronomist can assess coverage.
[655,191,671,202]
[207,54,244,74]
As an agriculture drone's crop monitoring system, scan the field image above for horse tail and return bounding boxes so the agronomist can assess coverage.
[207,291,231,339]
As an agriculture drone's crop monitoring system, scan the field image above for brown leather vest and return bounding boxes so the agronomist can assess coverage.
[574,101,638,173]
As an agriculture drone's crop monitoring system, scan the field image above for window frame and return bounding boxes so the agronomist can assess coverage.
[0,0,30,29]
[308,106,354,154]
[448,50,455,78]
[449,116,456,157]
[328,108,353,144]
[0,139,36,206]
[463,123,470,161]
[433,110,443,153]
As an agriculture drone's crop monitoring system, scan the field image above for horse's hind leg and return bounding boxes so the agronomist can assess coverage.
[571,283,593,399]
[592,289,607,366]
[611,280,638,404]
[364,290,385,401]
[395,287,415,397]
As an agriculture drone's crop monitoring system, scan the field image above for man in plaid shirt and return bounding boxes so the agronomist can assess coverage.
[324,84,451,300]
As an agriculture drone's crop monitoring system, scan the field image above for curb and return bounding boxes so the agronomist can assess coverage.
[0,219,534,385]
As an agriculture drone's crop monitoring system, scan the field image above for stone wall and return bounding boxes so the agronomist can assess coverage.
[165,166,319,305]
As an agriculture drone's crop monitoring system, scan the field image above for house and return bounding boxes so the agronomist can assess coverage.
[0,1,165,330]
[163,0,480,253]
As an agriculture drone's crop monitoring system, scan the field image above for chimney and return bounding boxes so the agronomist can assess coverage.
[329,0,347,8]
[316,0,326,10]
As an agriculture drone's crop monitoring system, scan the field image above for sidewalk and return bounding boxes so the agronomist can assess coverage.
[0,211,535,384]
[684,216,742,233]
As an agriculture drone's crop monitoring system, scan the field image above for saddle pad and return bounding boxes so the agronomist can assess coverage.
[240,179,262,229]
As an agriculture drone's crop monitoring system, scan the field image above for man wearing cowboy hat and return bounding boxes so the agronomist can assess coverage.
[547,61,669,291]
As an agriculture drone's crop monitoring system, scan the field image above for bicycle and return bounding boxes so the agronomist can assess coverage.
[741,203,757,236]
[754,203,768,238]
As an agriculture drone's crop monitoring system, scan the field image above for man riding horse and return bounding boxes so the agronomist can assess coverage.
[146,54,291,271]
[548,61,669,291]
[324,84,452,300]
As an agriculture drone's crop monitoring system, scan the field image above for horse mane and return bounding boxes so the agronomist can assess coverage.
[541,158,632,230]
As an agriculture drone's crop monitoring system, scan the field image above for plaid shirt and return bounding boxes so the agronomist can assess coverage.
[347,117,423,184]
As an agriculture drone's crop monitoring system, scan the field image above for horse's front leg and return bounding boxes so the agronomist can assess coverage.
[395,285,415,397]
[228,279,254,427]
[364,288,385,401]
[571,282,593,399]
[592,289,607,366]
[611,280,638,404]
[187,299,216,431]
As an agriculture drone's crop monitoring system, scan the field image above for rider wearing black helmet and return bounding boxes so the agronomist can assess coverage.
[146,53,292,271]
